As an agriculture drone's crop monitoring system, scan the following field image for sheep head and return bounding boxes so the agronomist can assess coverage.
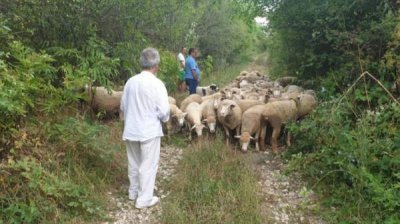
[210,84,219,93]
[202,116,217,133]
[297,93,317,118]
[173,112,187,127]
[213,96,225,109]
[218,101,236,117]
[191,123,206,136]
[234,132,255,152]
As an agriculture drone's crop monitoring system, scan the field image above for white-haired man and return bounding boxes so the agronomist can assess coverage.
[120,47,170,209]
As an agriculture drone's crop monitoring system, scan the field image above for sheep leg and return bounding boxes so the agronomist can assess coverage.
[235,127,240,137]
[259,125,267,151]
[286,131,291,147]
[255,130,260,152]
[271,126,281,154]
[224,127,230,146]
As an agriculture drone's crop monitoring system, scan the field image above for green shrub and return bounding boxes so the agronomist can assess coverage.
[286,101,400,223]
[158,50,180,94]
[0,118,124,223]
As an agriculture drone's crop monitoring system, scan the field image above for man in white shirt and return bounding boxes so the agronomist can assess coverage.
[177,47,187,92]
[120,47,170,209]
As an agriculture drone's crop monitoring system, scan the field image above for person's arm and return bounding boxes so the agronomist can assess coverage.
[191,69,198,81]
[156,82,170,123]
[120,85,127,120]
[178,54,185,69]
[189,59,198,81]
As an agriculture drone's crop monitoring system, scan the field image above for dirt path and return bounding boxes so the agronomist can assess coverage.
[107,145,183,224]
[244,54,324,223]
[248,150,324,224]
[107,54,324,223]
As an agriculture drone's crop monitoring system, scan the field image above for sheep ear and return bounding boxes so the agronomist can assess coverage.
[250,136,255,140]
[234,135,241,139]
[191,125,196,130]
[202,119,208,123]
[183,112,188,117]
[172,114,177,118]
[202,124,208,129]
[230,104,236,109]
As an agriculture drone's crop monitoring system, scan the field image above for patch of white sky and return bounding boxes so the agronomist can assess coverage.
[254,16,268,26]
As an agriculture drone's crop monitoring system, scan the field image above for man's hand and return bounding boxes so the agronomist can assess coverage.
[192,69,198,81]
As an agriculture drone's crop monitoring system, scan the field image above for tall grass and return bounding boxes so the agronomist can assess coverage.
[161,135,263,224]
[0,117,126,223]
[201,63,248,87]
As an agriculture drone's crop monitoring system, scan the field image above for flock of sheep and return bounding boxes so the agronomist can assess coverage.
[84,70,317,154]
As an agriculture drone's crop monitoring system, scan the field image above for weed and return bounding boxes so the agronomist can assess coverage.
[161,135,264,224]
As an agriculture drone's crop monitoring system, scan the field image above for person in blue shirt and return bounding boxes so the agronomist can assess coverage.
[184,48,201,94]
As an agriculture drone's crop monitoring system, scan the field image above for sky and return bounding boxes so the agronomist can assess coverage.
[255,16,268,26]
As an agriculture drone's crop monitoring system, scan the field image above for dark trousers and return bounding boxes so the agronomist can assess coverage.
[185,79,198,94]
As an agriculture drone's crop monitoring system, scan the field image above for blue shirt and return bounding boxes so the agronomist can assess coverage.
[184,55,201,80]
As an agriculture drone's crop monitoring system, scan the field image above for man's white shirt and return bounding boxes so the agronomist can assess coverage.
[177,52,185,66]
[121,71,170,142]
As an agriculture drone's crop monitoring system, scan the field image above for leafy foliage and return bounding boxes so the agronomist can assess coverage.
[0,0,264,222]
[262,0,400,222]
[286,101,400,223]
[0,118,124,223]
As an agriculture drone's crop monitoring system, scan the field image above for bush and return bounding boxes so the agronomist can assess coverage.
[158,50,181,94]
[0,118,124,223]
[286,100,400,223]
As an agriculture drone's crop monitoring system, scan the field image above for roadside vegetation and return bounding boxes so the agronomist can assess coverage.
[2,0,399,223]
[264,0,400,222]
[0,0,264,223]
[162,134,264,224]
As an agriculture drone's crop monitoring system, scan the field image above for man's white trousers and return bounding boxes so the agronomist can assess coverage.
[125,137,160,207]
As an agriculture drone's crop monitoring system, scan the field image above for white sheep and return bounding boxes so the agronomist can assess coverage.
[169,103,187,128]
[196,84,219,96]
[201,92,223,102]
[235,105,266,152]
[185,102,206,137]
[235,99,265,113]
[180,94,202,112]
[276,76,297,87]
[285,85,303,94]
[296,92,317,118]
[168,96,177,105]
[261,99,298,153]
[200,99,217,133]
[85,86,122,116]
[217,99,242,145]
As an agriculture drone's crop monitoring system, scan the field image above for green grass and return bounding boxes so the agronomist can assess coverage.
[201,62,248,88]
[161,134,264,224]
[0,117,127,224]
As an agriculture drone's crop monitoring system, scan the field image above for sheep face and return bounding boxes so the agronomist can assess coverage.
[191,123,206,136]
[297,93,317,117]
[235,132,254,152]
[218,103,236,117]
[173,112,187,127]
[221,89,232,99]
[213,96,224,109]
[203,117,217,133]
[210,84,219,92]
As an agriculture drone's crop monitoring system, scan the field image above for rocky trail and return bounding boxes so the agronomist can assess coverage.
[107,145,183,224]
[107,55,324,223]
[249,150,324,224]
